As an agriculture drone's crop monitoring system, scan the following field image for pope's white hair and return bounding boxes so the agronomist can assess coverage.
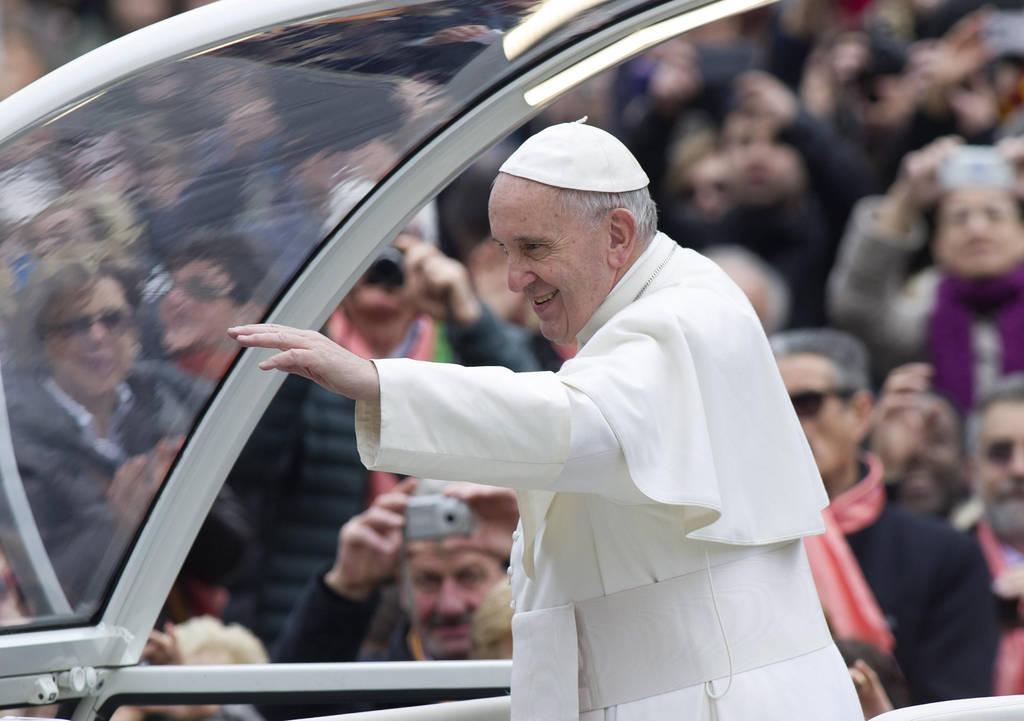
[557,186,658,248]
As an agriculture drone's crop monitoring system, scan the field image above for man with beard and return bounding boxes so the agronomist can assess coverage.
[262,479,514,719]
[969,374,1024,695]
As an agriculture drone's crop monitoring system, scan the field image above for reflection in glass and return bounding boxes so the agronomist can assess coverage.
[149,230,270,381]
[3,261,200,614]
[0,543,28,626]
[4,189,142,291]
[0,0,630,628]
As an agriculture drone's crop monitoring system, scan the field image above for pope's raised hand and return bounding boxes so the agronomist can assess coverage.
[228,323,380,402]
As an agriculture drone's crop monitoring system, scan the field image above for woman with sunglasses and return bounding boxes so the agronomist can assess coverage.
[4,259,201,610]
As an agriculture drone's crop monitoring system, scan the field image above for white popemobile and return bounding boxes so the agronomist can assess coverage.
[0,0,1020,719]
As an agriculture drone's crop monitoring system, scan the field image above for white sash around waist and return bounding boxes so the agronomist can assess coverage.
[510,540,831,721]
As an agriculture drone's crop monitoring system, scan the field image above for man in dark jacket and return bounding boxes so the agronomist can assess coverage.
[772,327,999,705]
[262,480,515,720]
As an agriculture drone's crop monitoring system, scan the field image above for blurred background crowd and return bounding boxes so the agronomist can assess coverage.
[0,0,216,96]
[2,0,1024,719]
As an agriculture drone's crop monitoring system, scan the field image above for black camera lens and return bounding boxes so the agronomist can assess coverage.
[365,246,404,288]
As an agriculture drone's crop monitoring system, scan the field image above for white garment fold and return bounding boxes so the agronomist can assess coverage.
[354,232,859,719]
[357,234,827,570]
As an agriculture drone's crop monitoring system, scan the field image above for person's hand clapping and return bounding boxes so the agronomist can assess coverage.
[107,438,182,529]
[228,324,381,402]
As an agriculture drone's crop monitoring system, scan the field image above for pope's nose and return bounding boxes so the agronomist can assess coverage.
[507,260,534,294]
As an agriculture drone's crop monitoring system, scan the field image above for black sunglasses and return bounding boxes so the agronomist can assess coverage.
[173,275,234,303]
[789,389,856,419]
[985,439,1024,466]
[47,308,131,339]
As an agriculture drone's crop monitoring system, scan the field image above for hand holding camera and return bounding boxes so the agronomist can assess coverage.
[324,479,479,601]
[324,479,417,601]
[398,237,483,327]
[875,135,964,237]
[365,235,482,326]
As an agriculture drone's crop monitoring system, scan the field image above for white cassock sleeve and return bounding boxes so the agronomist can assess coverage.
[355,359,646,504]
[358,246,828,548]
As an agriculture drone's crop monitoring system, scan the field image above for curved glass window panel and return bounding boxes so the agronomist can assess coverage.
[0,0,662,631]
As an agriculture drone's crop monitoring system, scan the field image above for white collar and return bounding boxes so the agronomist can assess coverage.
[44,376,134,463]
[577,232,676,347]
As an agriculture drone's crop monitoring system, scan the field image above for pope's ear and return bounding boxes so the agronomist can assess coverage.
[606,207,637,269]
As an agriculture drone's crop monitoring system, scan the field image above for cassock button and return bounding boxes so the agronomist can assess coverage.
[509,599,516,610]
[507,565,514,578]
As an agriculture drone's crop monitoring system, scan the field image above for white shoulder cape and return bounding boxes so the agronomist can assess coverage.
[557,233,826,546]
[356,233,826,572]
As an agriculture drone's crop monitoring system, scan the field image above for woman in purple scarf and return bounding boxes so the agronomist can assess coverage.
[828,136,1024,414]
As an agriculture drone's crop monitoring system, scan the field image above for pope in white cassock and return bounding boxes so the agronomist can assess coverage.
[230,122,863,720]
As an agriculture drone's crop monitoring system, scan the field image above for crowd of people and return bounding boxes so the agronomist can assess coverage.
[1,0,1024,718]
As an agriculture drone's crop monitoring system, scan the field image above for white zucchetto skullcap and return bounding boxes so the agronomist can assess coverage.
[499,120,649,192]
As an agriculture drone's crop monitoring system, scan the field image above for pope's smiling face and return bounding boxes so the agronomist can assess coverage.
[487,174,623,345]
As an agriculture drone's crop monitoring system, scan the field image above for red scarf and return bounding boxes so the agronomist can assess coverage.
[976,519,1024,695]
[805,453,895,652]
[327,308,437,504]
[175,347,238,381]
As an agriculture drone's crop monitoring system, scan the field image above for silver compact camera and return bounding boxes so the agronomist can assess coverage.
[404,495,476,541]
[939,146,1014,190]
